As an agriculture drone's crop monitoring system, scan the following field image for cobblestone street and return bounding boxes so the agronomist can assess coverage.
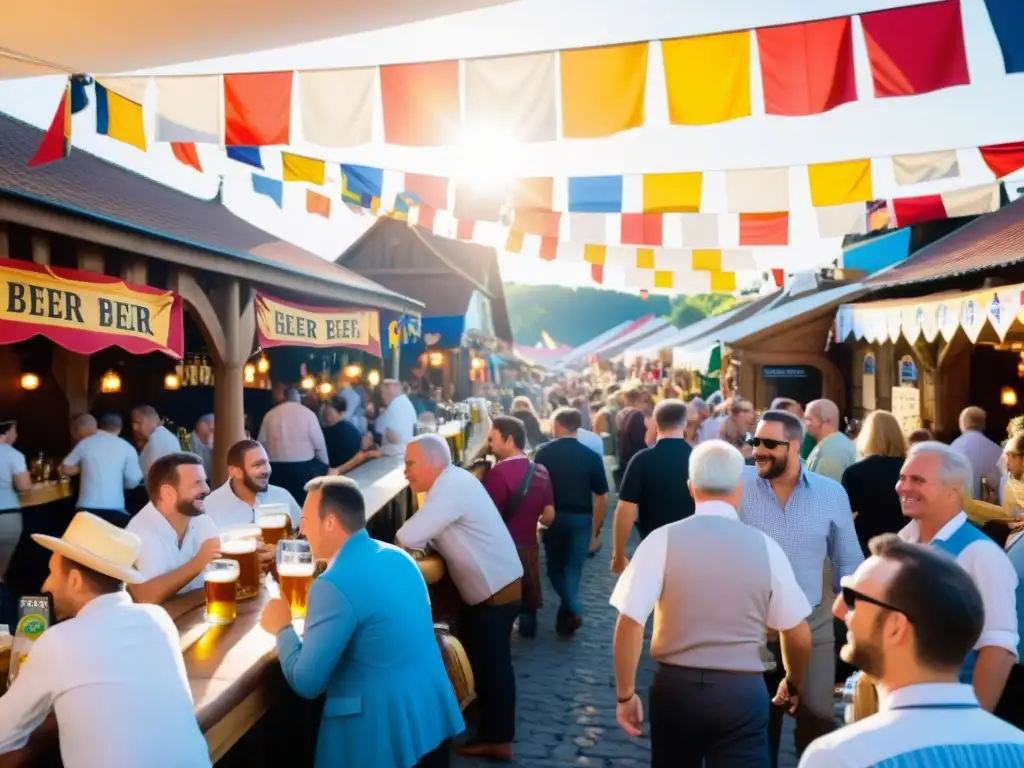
[454,517,799,768]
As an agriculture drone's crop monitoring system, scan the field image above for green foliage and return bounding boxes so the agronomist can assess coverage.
[504,284,738,346]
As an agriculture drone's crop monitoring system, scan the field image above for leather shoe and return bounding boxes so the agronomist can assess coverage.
[454,742,514,762]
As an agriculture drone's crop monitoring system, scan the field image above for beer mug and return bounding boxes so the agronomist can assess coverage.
[256,504,292,548]
[204,559,240,625]
[221,526,261,600]
[277,539,315,619]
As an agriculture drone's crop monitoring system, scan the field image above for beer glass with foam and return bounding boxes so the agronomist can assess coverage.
[221,525,261,600]
[204,559,240,625]
[277,539,315,619]
[255,504,292,548]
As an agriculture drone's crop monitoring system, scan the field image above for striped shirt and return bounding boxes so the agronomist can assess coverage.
[739,466,863,607]
[798,683,1024,767]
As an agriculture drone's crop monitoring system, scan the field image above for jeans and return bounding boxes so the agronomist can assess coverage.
[542,513,592,618]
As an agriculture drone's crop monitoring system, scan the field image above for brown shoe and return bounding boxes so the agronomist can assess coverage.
[453,742,514,762]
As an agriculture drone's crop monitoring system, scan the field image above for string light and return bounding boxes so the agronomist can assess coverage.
[100,370,121,393]
[164,373,181,390]
[19,373,39,391]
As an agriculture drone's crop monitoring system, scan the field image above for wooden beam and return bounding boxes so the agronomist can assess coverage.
[0,223,8,259]
[76,241,104,274]
[30,232,49,266]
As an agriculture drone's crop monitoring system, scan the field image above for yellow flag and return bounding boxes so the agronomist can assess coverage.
[710,271,737,293]
[282,152,327,185]
[636,248,655,269]
[663,31,752,126]
[560,42,648,138]
[808,159,873,207]
[642,172,703,213]
[691,249,723,272]
[653,270,674,290]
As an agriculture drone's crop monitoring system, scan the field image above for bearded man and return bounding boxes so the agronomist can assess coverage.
[125,452,221,604]
[738,410,864,766]
[204,439,302,532]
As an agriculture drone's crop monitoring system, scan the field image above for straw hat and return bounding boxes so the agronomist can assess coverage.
[32,512,145,584]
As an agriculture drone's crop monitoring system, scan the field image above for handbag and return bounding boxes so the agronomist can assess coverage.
[501,461,536,523]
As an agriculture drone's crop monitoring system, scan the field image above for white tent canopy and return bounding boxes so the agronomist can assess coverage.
[557,320,634,368]
[591,316,670,360]
[621,324,685,363]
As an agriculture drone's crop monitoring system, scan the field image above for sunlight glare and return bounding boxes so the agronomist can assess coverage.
[453,123,521,192]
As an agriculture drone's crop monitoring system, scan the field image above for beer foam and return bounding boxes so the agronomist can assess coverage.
[257,503,289,517]
[277,562,316,578]
[258,514,289,529]
[220,538,256,554]
[204,569,238,583]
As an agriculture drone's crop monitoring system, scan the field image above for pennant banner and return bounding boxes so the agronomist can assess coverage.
[0,259,183,358]
[255,293,382,356]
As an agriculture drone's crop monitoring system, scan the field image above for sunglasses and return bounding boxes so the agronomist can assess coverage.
[746,436,789,450]
[842,586,910,620]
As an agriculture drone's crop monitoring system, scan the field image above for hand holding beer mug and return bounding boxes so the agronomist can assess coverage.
[204,559,240,625]
[221,526,261,600]
[255,504,292,547]
[277,539,315,619]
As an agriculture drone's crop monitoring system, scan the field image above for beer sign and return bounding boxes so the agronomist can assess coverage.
[255,292,383,356]
[0,259,183,358]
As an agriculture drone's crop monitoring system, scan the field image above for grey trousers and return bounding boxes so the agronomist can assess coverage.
[649,664,770,768]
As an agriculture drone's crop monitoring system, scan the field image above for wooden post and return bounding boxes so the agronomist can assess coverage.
[30,233,50,266]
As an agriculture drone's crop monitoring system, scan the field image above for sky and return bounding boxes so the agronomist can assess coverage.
[0,0,1020,292]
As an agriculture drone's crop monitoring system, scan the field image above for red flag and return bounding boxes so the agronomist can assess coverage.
[979,140,1024,178]
[170,142,202,172]
[860,0,969,98]
[224,72,292,146]
[891,194,945,227]
[739,212,790,246]
[403,173,450,211]
[380,61,460,146]
[590,263,604,285]
[28,83,72,167]
[455,219,476,240]
[620,214,663,246]
[539,237,558,261]
[771,268,785,288]
[306,189,331,218]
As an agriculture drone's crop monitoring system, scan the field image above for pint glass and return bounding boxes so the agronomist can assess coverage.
[204,559,240,625]
[256,505,292,548]
[277,539,315,619]
[221,526,261,600]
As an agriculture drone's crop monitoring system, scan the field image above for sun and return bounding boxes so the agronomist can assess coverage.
[452,123,522,192]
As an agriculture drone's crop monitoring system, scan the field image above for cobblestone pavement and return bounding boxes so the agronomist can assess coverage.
[454,516,799,768]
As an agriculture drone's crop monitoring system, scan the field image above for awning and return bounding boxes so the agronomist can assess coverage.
[255,292,384,357]
[0,258,183,358]
[672,343,718,374]
[834,280,1024,346]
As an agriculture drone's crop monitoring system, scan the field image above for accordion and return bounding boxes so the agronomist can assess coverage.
[435,623,475,711]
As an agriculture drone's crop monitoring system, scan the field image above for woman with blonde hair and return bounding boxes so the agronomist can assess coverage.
[841,410,907,554]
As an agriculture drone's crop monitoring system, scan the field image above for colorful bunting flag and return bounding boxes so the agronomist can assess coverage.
[641,173,703,213]
[567,176,623,213]
[890,194,947,227]
[306,189,331,218]
[298,68,375,148]
[584,244,607,266]
[621,214,663,247]
[95,83,147,151]
[252,174,284,208]
[692,249,722,271]
[662,31,751,126]
[979,141,1024,178]
[725,167,789,213]
[226,146,263,169]
[403,173,450,211]
[859,0,969,98]
[511,210,562,238]
[511,178,555,211]
[559,43,648,139]
[539,237,559,261]
[380,61,460,147]
[590,263,605,285]
[890,183,1000,227]
[570,214,609,244]
[155,75,220,144]
[739,212,789,246]
[984,0,1024,74]
[891,150,960,186]
[341,164,384,210]
[710,271,737,293]
[816,203,868,238]
[772,269,785,288]
[224,72,292,146]
[807,159,873,207]
[456,219,476,240]
[635,249,655,269]
[756,17,856,116]
[680,214,721,248]
[463,52,557,143]
[281,152,326,185]
[170,142,202,173]
[454,183,505,222]
[28,82,72,167]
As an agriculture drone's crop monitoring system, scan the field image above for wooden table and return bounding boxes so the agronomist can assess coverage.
[19,483,72,509]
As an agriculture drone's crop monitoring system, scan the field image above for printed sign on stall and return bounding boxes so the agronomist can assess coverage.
[255,292,383,356]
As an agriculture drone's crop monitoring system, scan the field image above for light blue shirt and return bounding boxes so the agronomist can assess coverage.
[576,428,604,458]
[0,443,27,511]
[799,683,1024,767]
[63,431,143,512]
[739,466,863,607]
[139,425,182,479]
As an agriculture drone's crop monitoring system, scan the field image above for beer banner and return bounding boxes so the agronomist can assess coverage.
[255,293,383,356]
[0,259,183,358]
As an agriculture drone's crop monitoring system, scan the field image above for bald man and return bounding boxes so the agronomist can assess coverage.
[804,400,856,482]
[61,413,144,527]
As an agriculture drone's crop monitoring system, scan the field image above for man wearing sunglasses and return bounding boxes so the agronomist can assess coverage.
[799,535,1024,767]
[895,442,1019,717]
[740,409,864,765]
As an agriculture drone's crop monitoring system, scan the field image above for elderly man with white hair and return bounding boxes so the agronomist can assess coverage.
[804,399,857,482]
[396,433,523,763]
[897,441,1020,714]
[611,440,812,768]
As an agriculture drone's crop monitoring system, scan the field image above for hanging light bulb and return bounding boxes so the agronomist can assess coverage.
[343,364,362,379]
[301,375,316,390]
[1002,386,1018,407]
[256,355,270,374]
[318,381,334,396]
[367,370,381,386]
[164,373,181,391]
[20,373,40,391]
[243,363,256,384]
[100,370,121,393]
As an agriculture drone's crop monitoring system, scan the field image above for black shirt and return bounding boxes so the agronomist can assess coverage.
[841,454,906,555]
[323,421,362,469]
[535,436,609,515]
[619,438,695,538]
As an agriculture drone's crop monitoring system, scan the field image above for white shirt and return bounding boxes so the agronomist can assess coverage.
[951,429,1004,500]
[0,443,27,510]
[0,592,211,767]
[899,512,1020,657]
[576,428,604,457]
[125,503,221,594]
[258,401,328,464]
[63,431,144,511]
[396,464,523,605]
[799,683,1024,767]
[699,417,724,443]
[374,394,417,457]
[139,425,183,479]
[203,481,301,531]
[610,500,811,630]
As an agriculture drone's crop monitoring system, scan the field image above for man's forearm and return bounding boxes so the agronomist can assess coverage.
[778,620,813,690]
[129,560,202,605]
[973,646,1015,711]
[592,494,608,536]
[612,501,637,560]
[613,615,645,699]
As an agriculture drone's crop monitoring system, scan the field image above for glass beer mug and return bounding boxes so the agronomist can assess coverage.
[204,559,240,625]
[221,526,261,600]
[277,539,316,619]
[256,504,292,548]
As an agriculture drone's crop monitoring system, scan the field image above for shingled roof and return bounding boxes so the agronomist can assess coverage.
[0,112,420,313]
